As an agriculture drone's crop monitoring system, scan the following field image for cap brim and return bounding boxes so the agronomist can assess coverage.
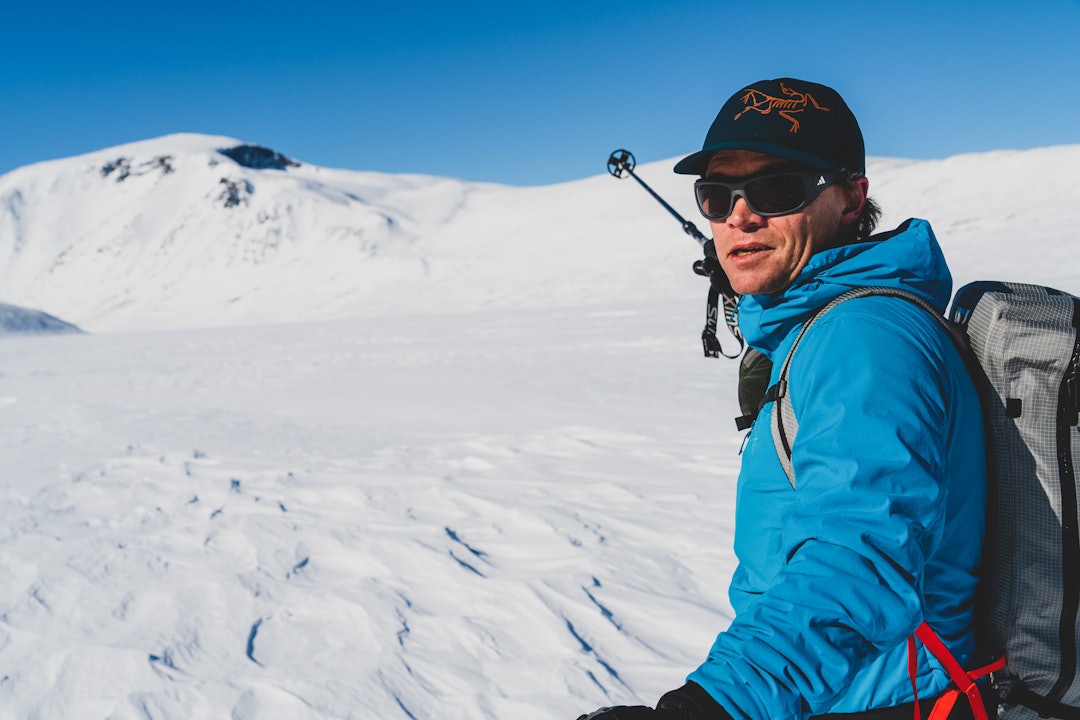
[673,140,840,176]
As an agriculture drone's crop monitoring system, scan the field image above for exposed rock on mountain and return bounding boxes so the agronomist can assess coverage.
[0,303,82,336]
[217,178,255,208]
[218,144,299,170]
[101,155,175,182]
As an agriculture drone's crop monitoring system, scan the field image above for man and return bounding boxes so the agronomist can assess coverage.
[577,78,987,720]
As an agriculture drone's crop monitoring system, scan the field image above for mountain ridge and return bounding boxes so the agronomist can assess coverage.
[1,135,1077,333]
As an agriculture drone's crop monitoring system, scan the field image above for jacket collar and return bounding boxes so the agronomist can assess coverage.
[737,218,954,357]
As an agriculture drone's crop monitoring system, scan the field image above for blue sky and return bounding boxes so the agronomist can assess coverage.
[2,0,1078,186]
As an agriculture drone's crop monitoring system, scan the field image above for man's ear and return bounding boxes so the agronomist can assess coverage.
[839,176,870,226]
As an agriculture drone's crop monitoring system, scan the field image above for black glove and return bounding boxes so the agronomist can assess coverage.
[576,682,733,720]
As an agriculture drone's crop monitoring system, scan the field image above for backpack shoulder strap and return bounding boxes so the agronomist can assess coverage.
[769,287,965,489]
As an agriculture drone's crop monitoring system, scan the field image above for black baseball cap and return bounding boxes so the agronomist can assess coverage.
[673,78,865,177]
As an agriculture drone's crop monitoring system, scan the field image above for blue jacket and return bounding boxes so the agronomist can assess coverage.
[688,219,987,720]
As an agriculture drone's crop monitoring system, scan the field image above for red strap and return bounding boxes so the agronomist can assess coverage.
[908,635,922,720]
[928,689,962,720]
[906,622,1006,720]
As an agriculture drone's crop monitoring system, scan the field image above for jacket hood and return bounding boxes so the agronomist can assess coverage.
[737,218,953,357]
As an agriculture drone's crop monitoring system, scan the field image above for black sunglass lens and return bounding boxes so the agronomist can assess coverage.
[696,184,733,219]
[746,174,806,215]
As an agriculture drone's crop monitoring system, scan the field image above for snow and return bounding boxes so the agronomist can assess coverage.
[0,136,1077,718]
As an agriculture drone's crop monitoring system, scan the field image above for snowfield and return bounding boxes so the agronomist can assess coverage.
[0,304,739,720]
[0,137,1077,718]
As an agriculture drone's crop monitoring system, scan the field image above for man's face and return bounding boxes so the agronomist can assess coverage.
[705,150,866,296]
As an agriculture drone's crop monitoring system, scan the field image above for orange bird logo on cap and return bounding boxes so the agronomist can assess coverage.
[734,82,831,133]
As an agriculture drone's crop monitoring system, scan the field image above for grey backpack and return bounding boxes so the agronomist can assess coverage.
[759,281,1080,720]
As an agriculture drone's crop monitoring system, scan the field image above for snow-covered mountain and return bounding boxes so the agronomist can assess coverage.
[0,134,478,332]
[3,134,1077,333]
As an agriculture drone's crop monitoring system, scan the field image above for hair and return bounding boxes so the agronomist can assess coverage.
[837,174,882,242]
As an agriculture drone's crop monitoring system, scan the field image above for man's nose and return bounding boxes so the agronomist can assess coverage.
[726,196,764,228]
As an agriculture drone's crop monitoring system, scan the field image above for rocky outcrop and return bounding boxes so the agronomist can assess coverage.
[218,145,299,171]
[0,304,83,336]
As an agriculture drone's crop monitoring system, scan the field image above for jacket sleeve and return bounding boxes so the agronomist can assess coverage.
[688,303,965,720]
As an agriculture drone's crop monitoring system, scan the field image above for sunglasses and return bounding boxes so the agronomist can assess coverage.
[694,169,840,221]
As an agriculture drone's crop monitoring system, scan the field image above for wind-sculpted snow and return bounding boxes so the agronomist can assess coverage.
[0,304,739,718]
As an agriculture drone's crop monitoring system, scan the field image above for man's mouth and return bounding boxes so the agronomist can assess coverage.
[730,245,770,257]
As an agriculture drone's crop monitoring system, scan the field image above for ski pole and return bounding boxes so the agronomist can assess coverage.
[607,149,710,248]
[606,149,744,359]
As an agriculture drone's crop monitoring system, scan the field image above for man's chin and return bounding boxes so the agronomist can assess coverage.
[729,277,782,296]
